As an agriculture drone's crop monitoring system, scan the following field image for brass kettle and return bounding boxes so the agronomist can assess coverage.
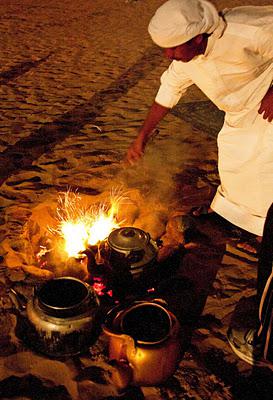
[102,299,183,387]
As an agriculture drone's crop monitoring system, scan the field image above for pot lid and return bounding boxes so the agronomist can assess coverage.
[107,227,150,251]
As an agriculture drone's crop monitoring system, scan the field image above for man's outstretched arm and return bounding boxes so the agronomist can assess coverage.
[125,101,170,165]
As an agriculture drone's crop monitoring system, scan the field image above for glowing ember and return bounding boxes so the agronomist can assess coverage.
[92,278,113,297]
[51,188,125,258]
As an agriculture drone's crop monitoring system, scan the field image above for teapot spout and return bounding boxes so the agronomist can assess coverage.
[103,329,136,361]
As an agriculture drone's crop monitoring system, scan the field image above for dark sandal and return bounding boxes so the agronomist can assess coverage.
[190,205,214,218]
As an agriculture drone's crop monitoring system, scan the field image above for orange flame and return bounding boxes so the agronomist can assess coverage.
[52,188,125,258]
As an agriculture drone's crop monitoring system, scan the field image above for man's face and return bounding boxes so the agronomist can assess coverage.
[164,35,205,62]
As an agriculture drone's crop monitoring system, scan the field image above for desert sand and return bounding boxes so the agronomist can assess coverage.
[0,0,272,399]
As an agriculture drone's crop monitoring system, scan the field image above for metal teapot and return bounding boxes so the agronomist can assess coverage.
[10,276,101,357]
[102,299,183,387]
[107,226,158,279]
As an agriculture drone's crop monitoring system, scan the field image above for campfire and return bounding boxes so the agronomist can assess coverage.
[3,185,189,305]
[23,188,160,302]
[1,184,192,307]
[32,189,123,298]
[51,188,121,258]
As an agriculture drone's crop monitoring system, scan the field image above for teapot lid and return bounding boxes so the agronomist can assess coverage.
[107,227,150,252]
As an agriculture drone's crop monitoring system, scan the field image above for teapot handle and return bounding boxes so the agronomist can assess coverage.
[125,249,145,264]
[9,288,28,312]
[151,298,168,306]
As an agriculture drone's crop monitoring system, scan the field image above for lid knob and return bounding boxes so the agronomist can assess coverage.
[122,228,136,238]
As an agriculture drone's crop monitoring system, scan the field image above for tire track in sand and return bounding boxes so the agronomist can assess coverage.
[0,46,162,186]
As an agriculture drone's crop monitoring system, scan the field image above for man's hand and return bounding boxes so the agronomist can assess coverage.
[125,136,146,165]
[124,102,170,165]
[258,86,273,122]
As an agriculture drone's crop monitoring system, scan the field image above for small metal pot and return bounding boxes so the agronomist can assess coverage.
[107,227,158,279]
[12,277,100,357]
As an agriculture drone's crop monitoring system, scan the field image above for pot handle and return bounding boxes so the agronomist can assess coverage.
[9,288,27,312]
[151,298,168,306]
[125,249,145,264]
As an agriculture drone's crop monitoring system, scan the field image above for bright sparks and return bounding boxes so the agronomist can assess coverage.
[53,188,125,258]
[87,211,119,246]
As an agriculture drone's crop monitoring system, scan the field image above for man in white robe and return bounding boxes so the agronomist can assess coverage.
[126,0,273,251]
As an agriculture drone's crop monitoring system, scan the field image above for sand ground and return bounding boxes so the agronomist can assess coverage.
[0,1,273,399]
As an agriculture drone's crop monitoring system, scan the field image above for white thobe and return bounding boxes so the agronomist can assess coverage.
[155,6,273,236]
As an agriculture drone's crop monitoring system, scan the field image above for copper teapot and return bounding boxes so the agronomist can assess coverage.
[102,299,183,387]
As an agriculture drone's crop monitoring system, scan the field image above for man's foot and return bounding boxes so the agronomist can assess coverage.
[227,327,272,369]
[235,235,262,256]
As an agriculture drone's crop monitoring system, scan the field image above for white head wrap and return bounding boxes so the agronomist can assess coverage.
[148,0,220,48]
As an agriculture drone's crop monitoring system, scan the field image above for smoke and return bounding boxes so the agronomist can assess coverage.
[116,129,191,208]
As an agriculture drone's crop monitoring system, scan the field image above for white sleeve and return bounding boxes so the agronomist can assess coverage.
[155,61,193,108]
[257,26,273,61]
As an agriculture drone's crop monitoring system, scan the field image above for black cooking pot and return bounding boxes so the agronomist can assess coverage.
[107,227,158,279]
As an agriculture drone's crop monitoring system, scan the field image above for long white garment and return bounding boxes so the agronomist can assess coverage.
[211,109,273,236]
[155,6,273,236]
